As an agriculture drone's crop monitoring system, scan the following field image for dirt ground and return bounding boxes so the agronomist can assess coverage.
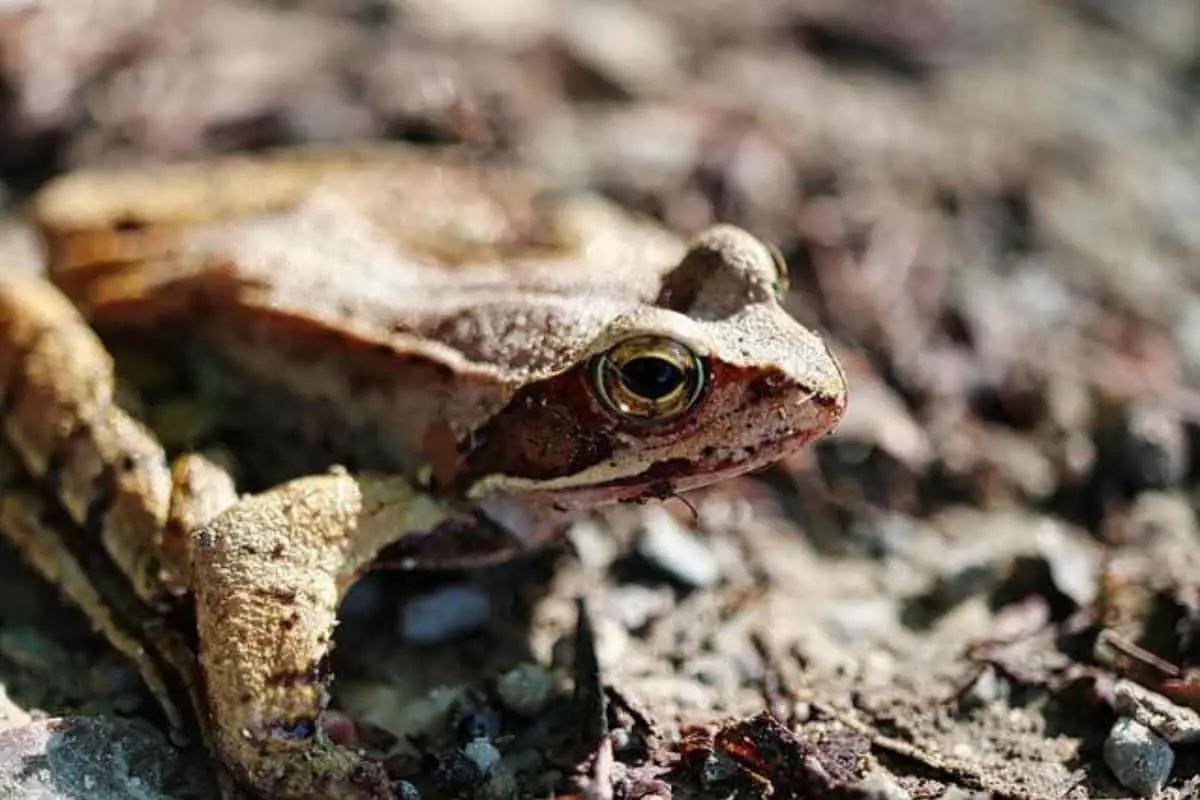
[0,1,1198,798]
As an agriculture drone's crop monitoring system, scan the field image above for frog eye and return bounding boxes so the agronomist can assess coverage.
[590,335,708,423]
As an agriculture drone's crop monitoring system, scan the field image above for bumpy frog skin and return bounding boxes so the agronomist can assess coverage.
[0,144,846,799]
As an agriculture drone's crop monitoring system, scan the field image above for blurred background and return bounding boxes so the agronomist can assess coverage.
[0,1,1198,798]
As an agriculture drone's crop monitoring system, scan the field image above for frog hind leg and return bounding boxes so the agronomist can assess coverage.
[0,273,187,605]
[0,447,192,734]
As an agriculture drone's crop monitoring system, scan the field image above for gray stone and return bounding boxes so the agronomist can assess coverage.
[1113,680,1200,744]
[635,507,721,588]
[855,770,910,799]
[0,716,216,800]
[496,663,556,716]
[399,583,491,644]
[1104,716,1174,797]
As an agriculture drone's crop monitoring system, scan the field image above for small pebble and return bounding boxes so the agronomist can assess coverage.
[478,763,519,800]
[960,665,1011,710]
[338,574,387,621]
[1034,520,1099,607]
[557,0,682,95]
[399,584,491,645]
[462,738,503,774]
[606,585,676,631]
[319,710,359,747]
[496,663,555,716]
[854,770,910,800]
[0,716,215,798]
[635,507,721,588]
[438,748,486,793]
[566,519,620,571]
[824,598,897,644]
[397,780,421,800]
[609,727,634,753]
[1104,716,1174,797]
[356,684,464,741]
[1113,680,1200,744]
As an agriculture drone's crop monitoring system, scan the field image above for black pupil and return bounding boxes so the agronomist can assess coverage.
[620,356,686,400]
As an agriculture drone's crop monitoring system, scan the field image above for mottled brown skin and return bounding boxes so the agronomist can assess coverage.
[0,144,847,799]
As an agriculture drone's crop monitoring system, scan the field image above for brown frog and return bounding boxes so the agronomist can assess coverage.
[0,143,847,799]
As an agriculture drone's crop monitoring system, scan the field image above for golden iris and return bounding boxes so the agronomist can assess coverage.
[590,335,707,423]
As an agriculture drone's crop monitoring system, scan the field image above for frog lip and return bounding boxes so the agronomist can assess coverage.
[526,393,844,509]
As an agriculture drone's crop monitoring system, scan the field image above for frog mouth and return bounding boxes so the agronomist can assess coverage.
[369,490,585,571]
[524,395,844,510]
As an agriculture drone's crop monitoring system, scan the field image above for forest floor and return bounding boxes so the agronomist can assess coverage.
[0,1,1198,798]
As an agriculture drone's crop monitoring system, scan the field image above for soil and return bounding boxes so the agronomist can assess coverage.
[0,1,1198,799]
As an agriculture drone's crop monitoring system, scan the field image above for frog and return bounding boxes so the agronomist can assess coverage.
[0,143,847,799]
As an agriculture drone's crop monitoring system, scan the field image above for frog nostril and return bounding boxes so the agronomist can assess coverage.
[112,216,146,233]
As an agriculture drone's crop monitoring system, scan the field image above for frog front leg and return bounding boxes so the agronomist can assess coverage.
[191,470,518,800]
